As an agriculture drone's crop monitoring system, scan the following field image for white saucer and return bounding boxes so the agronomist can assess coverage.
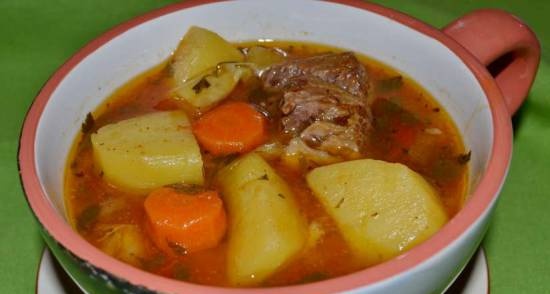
[444,249,489,294]
[36,248,489,294]
[35,250,86,294]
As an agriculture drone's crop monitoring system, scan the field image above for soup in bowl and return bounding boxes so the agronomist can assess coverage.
[19,0,539,293]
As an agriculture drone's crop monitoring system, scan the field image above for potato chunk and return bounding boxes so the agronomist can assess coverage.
[174,64,252,110]
[307,159,448,265]
[172,26,244,83]
[97,224,147,267]
[91,111,203,192]
[218,153,307,286]
[171,26,246,110]
[245,46,286,69]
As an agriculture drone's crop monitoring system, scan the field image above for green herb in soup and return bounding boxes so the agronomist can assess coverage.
[65,26,468,287]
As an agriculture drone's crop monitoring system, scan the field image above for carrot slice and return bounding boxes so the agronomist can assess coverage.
[144,187,227,255]
[192,102,267,155]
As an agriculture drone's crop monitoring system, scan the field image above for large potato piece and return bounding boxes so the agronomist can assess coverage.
[91,111,203,192]
[217,153,307,286]
[171,27,245,110]
[172,26,244,83]
[175,64,251,110]
[97,224,147,267]
[307,159,448,265]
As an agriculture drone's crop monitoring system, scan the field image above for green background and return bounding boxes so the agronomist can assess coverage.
[1,1,548,293]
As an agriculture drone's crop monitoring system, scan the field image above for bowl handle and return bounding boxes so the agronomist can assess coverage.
[443,9,540,115]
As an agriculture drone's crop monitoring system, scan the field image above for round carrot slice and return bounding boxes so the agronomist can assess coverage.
[192,102,267,155]
[144,187,227,255]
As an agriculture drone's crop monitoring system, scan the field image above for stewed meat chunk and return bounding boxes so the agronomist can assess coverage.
[262,52,369,97]
[261,52,371,161]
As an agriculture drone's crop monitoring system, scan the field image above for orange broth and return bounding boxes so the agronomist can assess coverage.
[65,41,468,287]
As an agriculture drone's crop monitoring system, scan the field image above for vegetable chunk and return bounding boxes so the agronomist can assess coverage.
[144,187,227,255]
[171,26,246,110]
[172,26,244,83]
[193,102,267,156]
[217,153,307,286]
[245,46,286,69]
[91,111,203,192]
[307,159,448,265]
[175,64,251,110]
[97,224,147,267]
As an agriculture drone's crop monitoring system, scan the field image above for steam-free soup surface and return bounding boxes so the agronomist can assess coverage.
[65,28,468,287]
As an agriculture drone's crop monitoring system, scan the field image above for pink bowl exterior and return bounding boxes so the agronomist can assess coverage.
[19,0,513,293]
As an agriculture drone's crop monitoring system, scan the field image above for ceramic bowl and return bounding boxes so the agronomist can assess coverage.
[19,0,540,293]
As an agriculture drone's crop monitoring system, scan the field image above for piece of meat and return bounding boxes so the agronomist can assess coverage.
[260,52,372,162]
[283,137,342,168]
[279,80,366,135]
[262,52,369,97]
[300,117,367,158]
[279,81,370,158]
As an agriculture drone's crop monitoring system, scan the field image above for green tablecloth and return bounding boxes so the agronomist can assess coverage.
[1,1,548,293]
